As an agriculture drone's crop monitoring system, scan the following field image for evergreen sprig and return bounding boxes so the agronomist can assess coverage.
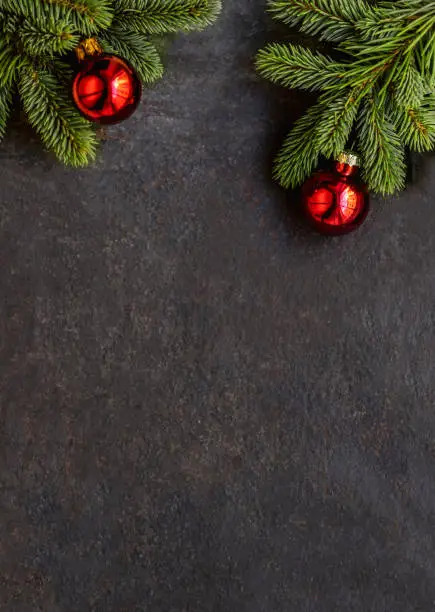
[0,0,221,165]
[256,0,435,196]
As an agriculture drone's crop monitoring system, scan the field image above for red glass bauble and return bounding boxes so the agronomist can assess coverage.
[301,154,369,235]
[72,55,142,125]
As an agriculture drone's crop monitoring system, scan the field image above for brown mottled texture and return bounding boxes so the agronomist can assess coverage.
[1,2,435,611]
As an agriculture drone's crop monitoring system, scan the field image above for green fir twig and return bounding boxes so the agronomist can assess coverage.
[256,0,435,196]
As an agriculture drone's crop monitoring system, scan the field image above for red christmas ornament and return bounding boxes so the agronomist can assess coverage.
[301,152,369,235]
[72,53,141,125]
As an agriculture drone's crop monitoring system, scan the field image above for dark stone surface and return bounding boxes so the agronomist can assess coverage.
[2,2,435,610]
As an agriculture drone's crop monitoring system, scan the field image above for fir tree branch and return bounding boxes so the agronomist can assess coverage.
[258,0,435,195]
[274,101,325,189]
[0,0,114,35]
[393,60,426,108]
[256,44,341,92]
[0,82,13,139]
[114,0,221,35]
[315,89,361,158]
[358,0,435,40]
[269,0,375,43]
[100,26,164,83]
[19,61,97,166]
[0,41,26,86]
[342,8,435,94]
[0,12,21,37]
[357,95,406,195]
[391,98,435,153]
[17,16,80,56]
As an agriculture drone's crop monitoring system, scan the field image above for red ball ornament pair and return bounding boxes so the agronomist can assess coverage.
[301,152,369,235]
[72,44,141,125]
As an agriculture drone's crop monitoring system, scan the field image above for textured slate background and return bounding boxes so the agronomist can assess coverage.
[2,2,435,610]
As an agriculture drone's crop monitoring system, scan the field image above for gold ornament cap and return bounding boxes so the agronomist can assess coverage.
[336,151,361,167]
[76,38,103,61]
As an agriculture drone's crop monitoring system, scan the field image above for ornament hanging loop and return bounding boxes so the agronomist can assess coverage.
[76,38,103,61]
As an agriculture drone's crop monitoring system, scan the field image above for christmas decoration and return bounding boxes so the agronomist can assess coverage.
[0,0,221,166]
[256,1,435,196]
[72,44,142,124]
[302,152,369,235]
